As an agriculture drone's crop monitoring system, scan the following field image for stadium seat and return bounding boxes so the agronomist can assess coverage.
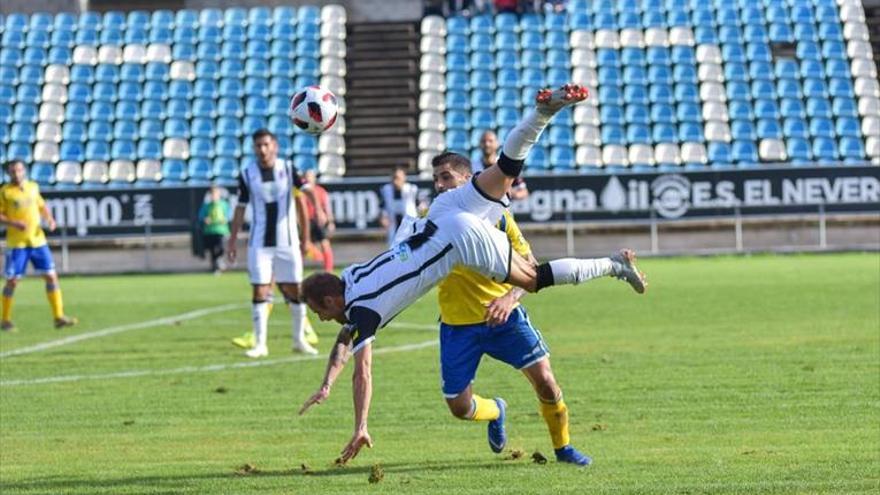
[810,118,836,139]
[812,137,839,161]
[839,137,866,160]
[731,140,758,164]
[602,125,626,145]
[187,159,214,182]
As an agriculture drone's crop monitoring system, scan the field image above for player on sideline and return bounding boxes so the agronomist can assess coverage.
[430,151,590,465]
[226,129,318,358]
[0,160,77,331]
[298,85,647,463]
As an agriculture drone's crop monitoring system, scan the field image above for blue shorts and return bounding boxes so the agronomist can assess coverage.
[4,245,56,279]
[439,306,549,398]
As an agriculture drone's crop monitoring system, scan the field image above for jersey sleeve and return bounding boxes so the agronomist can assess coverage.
[34,184,45,209]
[502,211,531,258]
[236,173,250,204]
[347,305,382,354]
[0,188,7,215]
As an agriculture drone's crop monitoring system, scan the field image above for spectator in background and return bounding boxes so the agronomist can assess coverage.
[303,170,335,272]
[495,0,519,14]
[474,130,529,200]
[379,166,420,247]
[198,185,232,275]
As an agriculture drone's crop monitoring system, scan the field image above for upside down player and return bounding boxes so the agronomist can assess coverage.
[0,160,77,331]
[430,151,591,465]
[298,85,647,463]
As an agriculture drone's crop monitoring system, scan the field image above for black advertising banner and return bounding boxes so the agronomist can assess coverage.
[31,166,880,237]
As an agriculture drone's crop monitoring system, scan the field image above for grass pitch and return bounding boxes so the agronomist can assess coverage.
[1,253,878,494]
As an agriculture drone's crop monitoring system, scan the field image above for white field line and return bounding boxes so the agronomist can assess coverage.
[0,338,438,387]
[0,303,246,360]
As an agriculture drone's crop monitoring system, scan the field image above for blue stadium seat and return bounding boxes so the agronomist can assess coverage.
[783,118,809,139]
[679,122,704,142]
[445,111,468,131]
[624,85,649,105]
[622,48,646,67]
[270,38,295,58]
[547,49,570,69]
[60,141,84,162]
[244,77,268,97]
[601,105,625,126]
[812,137,838,161]
[125,28,149,45]
[602,125,626,145]
[810,118,835,139]
[213,157,239,182]
[87,121,113,142]
[796,41,821,61]
[803,78,828,99]
[718,25,743,45]
[550,146,575,169]
[470,89,494,110]
[675,85,700,105]
[27,30,51,49]
[598,67,622,86]
[110,140,136,161]
[53,12,76,31]
[164,10,188,29]
[546,31,568,51]
[519,14,542,33]
[470,109,495,130]
[671,46,696,65]
[217,99,243,120]
[136,140,162,160]
[268,96,288,117]
[756,119,783,139]
[725,81,748,102]
[470,14,494,35]
[744,25,769,44]
[835,118,861,138]
[217,117,241,137]
[821,41,846,60]
[446,130,469,152]
[137,119,162,140]
[824,59,850,80]
[780,98,806,119]
[77,11,101,30]
[650,103,675,124]
[731,141,758,163]
[161,118,188,139]
[1,47,23,66]
[549,126,574,146]
[777,79,801,99]
[216,136,242,158]
[85,141,111,162]
[90,102,114,121]
[832,98,858,119]
[520,31,545,50]
[15,84,40,105]
[768,23,793,43]
[646,47,671,67]
[64,102,88,123]
[113,120,137,141]
[10,123,34,143]
[673,64,698,84]
[470,70,495,90]
[668,9,690,27]
[293,134,317,155]
[708,142,732,163]
[63,123,87,144]
[839,137,866,161]
[100,29,125,45]
[649,85,674,105]
[496,107,520,128]
[787,138,812,162]
[627,124,652,144]
[751,80,776,100]
[746,43,771,63]
[28,163,54,186]
[51,29,75,48]
[806,98,832,119]
[569,11,591,30]
[625,104,650,125]
[800,60,825,81]
[730,120,756,140]
[754,99,780,120]
[749,61,773,81]
[818,22,844,42]
[161,160,187,183]
[188,158,214,182]
[447,91,468,111]
[721,62,746,83]
[596,49,620,67]
[829,78,854,99]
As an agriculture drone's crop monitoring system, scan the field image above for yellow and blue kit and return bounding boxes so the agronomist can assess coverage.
[437,210,549,398]
[0,180,55,279]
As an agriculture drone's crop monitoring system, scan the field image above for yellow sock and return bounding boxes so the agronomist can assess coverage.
[470,394,500,421]
[540,398,571,449]
[2,293,12,322]
[46,289,64,319]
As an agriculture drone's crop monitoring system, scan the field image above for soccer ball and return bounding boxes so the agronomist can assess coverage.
[289,86,339,135]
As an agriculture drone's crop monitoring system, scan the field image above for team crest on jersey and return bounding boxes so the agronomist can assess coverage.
[394,242,412,262]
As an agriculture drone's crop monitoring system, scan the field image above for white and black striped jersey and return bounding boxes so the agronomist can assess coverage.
[237,159,307,249]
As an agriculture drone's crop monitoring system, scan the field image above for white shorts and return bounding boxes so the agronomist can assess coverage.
[247,245,303,285]
[427,177,509,226]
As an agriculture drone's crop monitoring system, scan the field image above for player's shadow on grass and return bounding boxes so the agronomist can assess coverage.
[0,460,526,492]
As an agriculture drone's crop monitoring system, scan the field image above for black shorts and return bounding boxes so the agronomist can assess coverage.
[310,220,326,243]
[203,233,226,252]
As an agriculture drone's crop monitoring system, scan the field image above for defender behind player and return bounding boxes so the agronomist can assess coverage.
[0,160,77,331]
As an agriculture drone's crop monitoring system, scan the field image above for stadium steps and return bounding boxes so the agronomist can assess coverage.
[344,21,420,176]
[867,5,880,69]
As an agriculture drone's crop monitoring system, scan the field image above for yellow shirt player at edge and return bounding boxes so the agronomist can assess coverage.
[0,160,77,331]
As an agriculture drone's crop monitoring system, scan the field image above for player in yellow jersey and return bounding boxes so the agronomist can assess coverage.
[431,151,591,466]
[0,160,77,331]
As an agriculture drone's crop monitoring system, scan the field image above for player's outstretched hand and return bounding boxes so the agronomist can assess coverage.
[338,429,373,464]
[485,292,517,327]
[226,239,237,264]
[299,385,330,415]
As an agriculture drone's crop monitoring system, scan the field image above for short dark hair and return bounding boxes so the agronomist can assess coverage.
[252,128,276,142]
[4,159,25,171]
[431,151,472,175]
[301,272,345,304]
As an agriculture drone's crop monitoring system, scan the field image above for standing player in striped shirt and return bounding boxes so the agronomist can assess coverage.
[298,85,647,463]
[226,129,317,358]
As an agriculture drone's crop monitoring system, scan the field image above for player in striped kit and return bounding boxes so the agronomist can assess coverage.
[226,129,318,358]
[298,85,647,463]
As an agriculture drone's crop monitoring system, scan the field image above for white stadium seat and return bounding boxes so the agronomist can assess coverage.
[759,139,787,162]
[123,45,147,64]
[321,39,347,58]
[162,138,190,160]
[320,75,346,96]
[321,4,347,23]
[34,141,59,163]
[326,114,346,135]
[702,101,729,122]
[572,48,597,68]
[862,116,880,138]
[72,46,97,65]
[136,160,162,182]
[321,57,347,77]
[574,124,601,146]
[419,91,445,112]
[418,131,445,152]
[36,122,62,143]
[419,111,445,131]
[594,29,620,49]
[655,143,681,164]
[421,15,446,37]
[669,27,695,46]
[866,136,880,159]
[705,121,732,142]
[645,28,669,47]
[418,151,436,173]
[696,45,722,64]
[170,61,195,81]
[420,36,446,55]
[420,72,445,92]
[698,63,724,83]
[109,160,136,183]
[855,77,880,98]
[42,84,67,104]
[576,145,602,168]
[859,96,880,117]
[629,144,655,166]
[45,64,70,84]
[55,161,82,184]
[680,142,708,164]
[321,22,347,41]
[574,105,600,126]
[840,3,866,22]
[335,95,347,115]
[83,161,109,184]
[319,154,346,177]
[700,82,727,102]
[319,134,346,155]
[572,67,598,87]
[620,29,645,48]
[569,31,594,49]
[852,58,877,79]
[98,46,122,65]
[847,40,873,60]
[146,44,172,63]
[602,145,629,167]
[420,54,447,73]
[39,102,64,124]
[844,21,869,41]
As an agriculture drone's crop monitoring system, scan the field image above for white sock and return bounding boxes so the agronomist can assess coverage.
[290,301,307,344]
[252,301,269,348]
[549,258,614,285]
[501,109,553,160]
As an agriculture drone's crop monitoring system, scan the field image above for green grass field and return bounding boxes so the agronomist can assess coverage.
[0,253,878,494]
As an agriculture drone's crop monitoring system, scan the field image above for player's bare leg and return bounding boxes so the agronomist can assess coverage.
[522,359,591,466]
